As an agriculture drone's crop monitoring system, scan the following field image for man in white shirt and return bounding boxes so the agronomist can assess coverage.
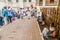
[49,24,55,32]
[42,27,49,38]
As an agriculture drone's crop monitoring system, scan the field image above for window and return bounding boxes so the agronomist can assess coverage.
[50,0,54,3]
[40,0,42,2]
[8,0,12,2]
[39,0,43,6]
[29,0,31,2]
[23,0,27,2]
[16,0,18,2]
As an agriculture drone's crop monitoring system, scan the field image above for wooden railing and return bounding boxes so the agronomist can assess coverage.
[42,8,60,39]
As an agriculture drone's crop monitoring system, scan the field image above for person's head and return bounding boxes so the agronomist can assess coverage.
[35,7,37,9]
[4,6,7,9]
[50,23,54,27]
[20,8,22,10]
[8,6,10,9]
[27,7,29,10]
[38,16,40,18]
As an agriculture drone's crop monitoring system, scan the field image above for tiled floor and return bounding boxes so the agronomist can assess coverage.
[0,17,43,40]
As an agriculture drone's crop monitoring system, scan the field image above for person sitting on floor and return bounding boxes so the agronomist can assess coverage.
[46,23,56,38]
[42,23,56,38]
[48,23,56,37]
[41,19,45,26]
[37,16,42,24]
[42,25,49,38]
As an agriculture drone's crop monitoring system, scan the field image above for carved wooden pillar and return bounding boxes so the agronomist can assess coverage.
[36,0,39,6]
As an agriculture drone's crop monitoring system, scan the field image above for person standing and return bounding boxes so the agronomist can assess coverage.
[0,9,3,26]
[31,7,37,17]
[26,7,31,19]
[10,10,17,21]
[34,7,37,17]
[19,8,24,19]
[3,7,8,25]
[8,8,13,23]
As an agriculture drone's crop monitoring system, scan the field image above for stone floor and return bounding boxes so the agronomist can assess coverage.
[0,17,43,40]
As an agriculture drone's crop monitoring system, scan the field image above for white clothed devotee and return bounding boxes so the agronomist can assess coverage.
[49,27,55,32]
[42,27,49,37]
[26,10,31,17]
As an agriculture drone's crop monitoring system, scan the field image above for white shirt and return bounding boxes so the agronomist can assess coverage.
[40,12,42,17]
[8,12,13,16]
[49,27,55,31]
[42,27,49,36]
[19,9,23,14]
[26,10,30,16]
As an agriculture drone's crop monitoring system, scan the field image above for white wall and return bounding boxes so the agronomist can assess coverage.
[19,0,23,8]
[12,0,16,3]
[0,2,6,9]
[23,0,36,7]
[31,0,36,2]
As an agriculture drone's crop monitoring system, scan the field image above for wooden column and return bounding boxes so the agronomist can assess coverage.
[36,0,39,6]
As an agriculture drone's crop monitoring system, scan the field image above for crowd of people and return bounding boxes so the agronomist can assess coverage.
[37,9,57,39]
[42,23,56,38]
[0,6,57,38]
[38,17,57,39]
[0,7,17,26]
[0,6,40,26]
